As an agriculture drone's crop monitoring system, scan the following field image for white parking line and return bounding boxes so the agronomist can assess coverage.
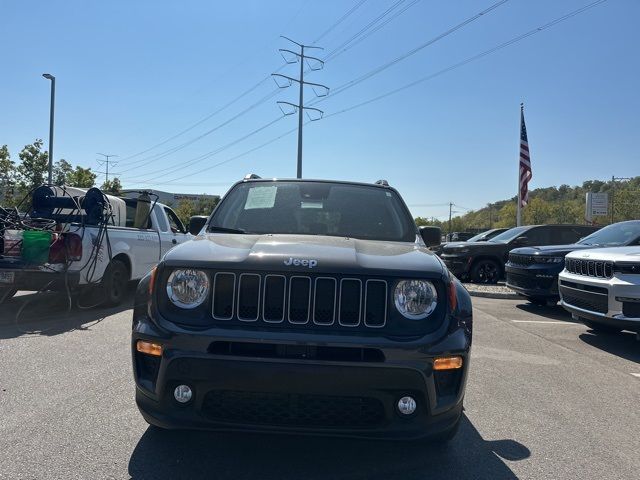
[511,320,582,325]
[631,373,640,379]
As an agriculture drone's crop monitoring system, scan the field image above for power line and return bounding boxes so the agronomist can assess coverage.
[322,0,410,63]
[119,88,281,174]
[310,0,510,106]
[324,0,608,119]
[321,0,421,63]
[120,1,374,165]
[272,36,328,178]
[123,116,286,183]
[312,0,369,44]
[130,122,304,186]
[127,0,607,188]
[96,153,118,183]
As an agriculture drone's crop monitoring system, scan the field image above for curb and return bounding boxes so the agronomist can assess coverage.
[467,290,520,300]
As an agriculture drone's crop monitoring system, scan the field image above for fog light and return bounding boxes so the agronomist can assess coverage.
[174,385,193,403]
[397,396,417,415]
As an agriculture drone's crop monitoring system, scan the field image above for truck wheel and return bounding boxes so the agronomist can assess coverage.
[582,320,622,334]
[471,259,500,284]
[102,259,129,306]
[0,288,17,304]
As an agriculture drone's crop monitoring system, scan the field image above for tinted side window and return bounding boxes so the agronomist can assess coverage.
[521,227,551,245]
[165,207,186,234]
[554,227,586,244]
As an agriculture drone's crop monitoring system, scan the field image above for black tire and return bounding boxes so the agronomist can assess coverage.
[0,287,17,304]
[471,259,501,284]
[582,320,622,334]
[101,259,129,306]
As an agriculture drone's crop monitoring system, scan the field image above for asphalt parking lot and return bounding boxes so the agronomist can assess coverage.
[0,291,638,480]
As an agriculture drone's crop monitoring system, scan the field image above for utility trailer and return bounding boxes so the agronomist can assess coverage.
[0,185,194,306]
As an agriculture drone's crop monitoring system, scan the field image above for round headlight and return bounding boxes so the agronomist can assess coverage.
[394,280,438,319]
[166,269,209,309]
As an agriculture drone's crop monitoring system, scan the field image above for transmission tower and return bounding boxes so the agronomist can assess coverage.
[96,152,119,183]
[272,36,329,178]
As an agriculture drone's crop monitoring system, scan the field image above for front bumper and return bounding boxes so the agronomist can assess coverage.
[559,272,640,331]
[132,315,471,440]
[505,264,561,299]
[440,254,472,278]
[0,262,80,292]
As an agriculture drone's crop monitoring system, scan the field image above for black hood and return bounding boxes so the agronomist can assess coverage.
[164,233,445,277]
[509,243,594,257]
[442,241,506,253]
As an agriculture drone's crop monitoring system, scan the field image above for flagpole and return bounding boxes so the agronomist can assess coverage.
[516,103,523,227]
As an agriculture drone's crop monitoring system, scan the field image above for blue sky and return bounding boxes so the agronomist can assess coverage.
[1,0,638,220]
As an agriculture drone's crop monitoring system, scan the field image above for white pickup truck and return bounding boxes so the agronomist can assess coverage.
[0,187,194,306]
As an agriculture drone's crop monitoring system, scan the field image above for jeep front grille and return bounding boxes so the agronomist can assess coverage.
[565,258,613,278]
[211,273,388,329]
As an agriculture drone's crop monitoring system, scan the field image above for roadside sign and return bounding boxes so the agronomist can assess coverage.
[585,192,609,222]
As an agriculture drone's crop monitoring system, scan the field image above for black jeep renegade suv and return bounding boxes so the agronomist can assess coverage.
[132,178,472,441]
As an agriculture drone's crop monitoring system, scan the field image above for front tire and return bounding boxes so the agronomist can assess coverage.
[101,259,128,306]
[471,259,500,284]
[582,320,622,334]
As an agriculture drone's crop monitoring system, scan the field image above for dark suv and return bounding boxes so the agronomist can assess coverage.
[441,224,598,283]
[506,220,640,304]
[132,178,472,441]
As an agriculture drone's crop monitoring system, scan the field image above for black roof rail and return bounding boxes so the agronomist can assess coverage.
[375,179,389,186]
[243,173,261,180]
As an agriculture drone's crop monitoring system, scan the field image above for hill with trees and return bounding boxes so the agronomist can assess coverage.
[416,177,640,232]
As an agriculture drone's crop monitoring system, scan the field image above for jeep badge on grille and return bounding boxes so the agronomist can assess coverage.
[284,257,318,268]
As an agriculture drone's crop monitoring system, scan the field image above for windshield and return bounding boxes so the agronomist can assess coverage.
[578,221,640,247]
[209,181,417,242]
[488,226,530,243]
[467,229,501,242]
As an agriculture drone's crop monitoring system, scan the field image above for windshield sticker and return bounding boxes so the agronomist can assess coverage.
[301,201,323,209]
[245,186,277,210]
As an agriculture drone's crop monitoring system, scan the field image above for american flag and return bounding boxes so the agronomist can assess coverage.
[519,104,532,207]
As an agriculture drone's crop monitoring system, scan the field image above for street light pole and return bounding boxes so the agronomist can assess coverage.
[42,73,56,184]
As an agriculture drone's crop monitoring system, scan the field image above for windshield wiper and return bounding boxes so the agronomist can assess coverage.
[208,226,247,234]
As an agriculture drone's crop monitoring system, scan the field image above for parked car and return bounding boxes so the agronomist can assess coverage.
[441,224,598,283]
[0,186,192,305]
[445,232,476,242]
[431,228,508,256]
[559,246,640,335]
[132,176,473,442]
[506,221,640,304]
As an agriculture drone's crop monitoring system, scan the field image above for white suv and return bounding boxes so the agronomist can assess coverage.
[559,247,640,335]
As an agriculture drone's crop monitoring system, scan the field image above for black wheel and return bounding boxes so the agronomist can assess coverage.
[0,287,17,304]
[582,320,622,334]
[471,259,501,284]
[101,259,128,306]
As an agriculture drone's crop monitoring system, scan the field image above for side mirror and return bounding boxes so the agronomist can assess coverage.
[513,236,529,245]
[188,215,208,235]
[419,226,442,247]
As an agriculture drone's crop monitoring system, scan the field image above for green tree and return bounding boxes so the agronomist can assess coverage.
[0,145,16,205]
[16,139,48,191]
[67,167,96,188]
[101,177,122,195]
[495,202,517,228]
[175,199,196,226]
[52,159,74,186]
